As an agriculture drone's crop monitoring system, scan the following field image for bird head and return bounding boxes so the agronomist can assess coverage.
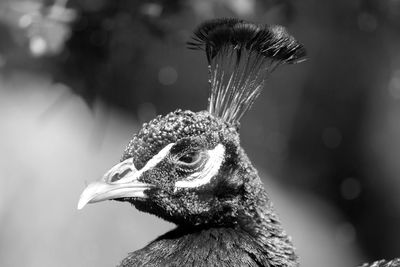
[78,18,305,228]
[78,110,249,226]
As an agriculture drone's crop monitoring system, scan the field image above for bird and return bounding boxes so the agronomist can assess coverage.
[77,18,400,267]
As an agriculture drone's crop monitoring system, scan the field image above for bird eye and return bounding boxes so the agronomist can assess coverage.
[176,151,208,173]
[178,152,200,164]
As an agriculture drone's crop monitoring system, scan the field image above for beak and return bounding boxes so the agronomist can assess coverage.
[77,158,153,210]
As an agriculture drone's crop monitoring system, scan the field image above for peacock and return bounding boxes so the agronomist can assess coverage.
[78,18,400,267]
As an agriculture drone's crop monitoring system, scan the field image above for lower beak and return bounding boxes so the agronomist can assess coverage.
[77,158,153,210]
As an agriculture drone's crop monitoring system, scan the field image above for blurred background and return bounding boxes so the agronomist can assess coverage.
[0,0,399,266]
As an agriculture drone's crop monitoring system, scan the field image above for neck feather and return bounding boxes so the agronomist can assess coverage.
[236,148,299,267]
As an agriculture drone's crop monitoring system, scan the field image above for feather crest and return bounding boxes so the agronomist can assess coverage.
[188,18,306,124]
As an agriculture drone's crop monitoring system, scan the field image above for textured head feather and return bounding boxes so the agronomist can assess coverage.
[188,18,306,124]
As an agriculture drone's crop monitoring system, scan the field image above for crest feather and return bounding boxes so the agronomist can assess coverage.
[188,18,306,124]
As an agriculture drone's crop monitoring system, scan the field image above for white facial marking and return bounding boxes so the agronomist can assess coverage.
[110,143,175,184]
[175,144,225,188]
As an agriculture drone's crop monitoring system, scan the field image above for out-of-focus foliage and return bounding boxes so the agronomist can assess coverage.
[0,0,297,110]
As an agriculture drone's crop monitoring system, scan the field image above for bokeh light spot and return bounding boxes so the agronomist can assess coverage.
[322,127,342,149]
[340,177,361,200]
[140,3,163,17]
[18,14,33,28]
[225,0,255,16]
[29,36,48,57]
[388,69,400,99]
[158,66,178,86]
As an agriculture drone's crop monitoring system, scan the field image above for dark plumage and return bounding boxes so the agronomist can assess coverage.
[120,227,271,267]
[187,18,306,124]
[78,18,399,267]
[359,259,400,267]
[187,18,306,64]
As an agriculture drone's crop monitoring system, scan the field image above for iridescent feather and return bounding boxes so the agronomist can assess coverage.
[359,259,400,267]
[188,18,306,124]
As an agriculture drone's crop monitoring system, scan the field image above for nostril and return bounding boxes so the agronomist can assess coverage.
[110,168,132,182]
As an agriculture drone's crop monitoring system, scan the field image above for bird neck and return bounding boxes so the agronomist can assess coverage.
[236,148,299,267]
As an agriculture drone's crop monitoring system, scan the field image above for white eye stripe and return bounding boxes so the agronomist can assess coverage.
[114,143,175,184]
[174,144,225,189]
[141,143,175,173]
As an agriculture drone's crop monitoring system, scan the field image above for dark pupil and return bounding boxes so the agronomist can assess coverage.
[179,152,198,163]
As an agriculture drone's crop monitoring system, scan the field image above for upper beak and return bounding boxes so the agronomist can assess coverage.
[77,158,153,210]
